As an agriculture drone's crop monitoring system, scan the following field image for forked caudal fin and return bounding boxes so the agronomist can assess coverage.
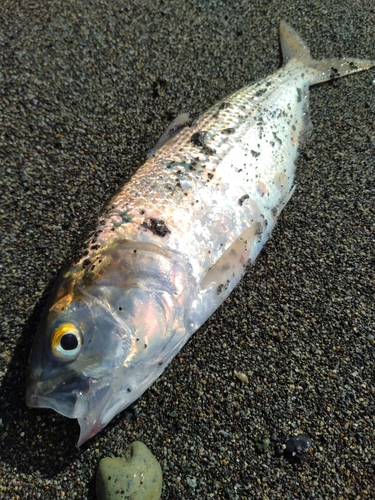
[280,20,375,85]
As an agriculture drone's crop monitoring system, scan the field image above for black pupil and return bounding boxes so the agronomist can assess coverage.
[60,333,79,351]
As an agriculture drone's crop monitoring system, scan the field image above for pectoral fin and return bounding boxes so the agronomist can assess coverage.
[188,224,261,331]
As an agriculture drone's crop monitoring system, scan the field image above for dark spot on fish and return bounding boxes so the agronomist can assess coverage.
[91,244,100,250]
[219,102,230,110]
[207,172,213,180]
[141,218,171,237]
[330,66,340,78]
[202,146,216,156]
[222,127,235,134]
[158,360,163,365]
[238,194,249,206]
[133,249,137,253]
[127,388,132,393]
[272,132,282,144]
[144,344,148,349]
[217,283,225,294]
[118,211,133,224]
[83,249,89,256]
[140,210,145,215]
[297,88,302,102]
[119,306,123,311]
[255,88,267,97]
[191,131,207,147]
[251,150,260,158]
[190,130,216,155]
[82,258,91,268]
[90,264,95,270]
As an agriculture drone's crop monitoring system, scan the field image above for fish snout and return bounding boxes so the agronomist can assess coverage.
[26,374,91,419]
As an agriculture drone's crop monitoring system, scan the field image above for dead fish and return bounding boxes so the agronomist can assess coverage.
[26,21,374,446]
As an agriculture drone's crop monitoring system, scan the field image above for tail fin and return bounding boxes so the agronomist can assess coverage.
[280,21,375,85]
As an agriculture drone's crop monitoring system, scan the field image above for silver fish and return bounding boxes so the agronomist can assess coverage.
[26,21,374,446]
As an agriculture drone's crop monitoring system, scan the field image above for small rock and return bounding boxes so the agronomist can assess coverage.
[218,429,231,438]
[284,435,312,463]
[186,477,197,488]
[224,487,233,499]
[234,370,249,384]
[96,441,162,500]
[255,438,271,453]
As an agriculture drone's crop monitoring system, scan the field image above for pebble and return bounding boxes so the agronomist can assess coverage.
[234,370,249,384]
[255,438,271,453]
[284,435,312,463]
[96,441,162,500]
[186,477,197,488]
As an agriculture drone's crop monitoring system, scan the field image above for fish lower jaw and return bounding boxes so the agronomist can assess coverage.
[77,417,107,447]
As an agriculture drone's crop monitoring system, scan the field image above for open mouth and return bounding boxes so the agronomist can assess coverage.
[26,374,91,419]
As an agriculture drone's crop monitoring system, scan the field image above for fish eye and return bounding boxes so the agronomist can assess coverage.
[51,322,83,360]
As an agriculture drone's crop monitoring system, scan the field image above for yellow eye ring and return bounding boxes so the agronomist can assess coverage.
[51,322,83,360]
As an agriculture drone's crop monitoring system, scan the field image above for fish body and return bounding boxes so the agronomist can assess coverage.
[26,22,374,446]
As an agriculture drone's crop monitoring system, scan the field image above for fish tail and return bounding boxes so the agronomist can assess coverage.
[280,20,375,85]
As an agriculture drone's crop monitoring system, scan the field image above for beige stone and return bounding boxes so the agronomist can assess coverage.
[96,441,162,500]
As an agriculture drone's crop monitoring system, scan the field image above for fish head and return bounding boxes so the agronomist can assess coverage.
[26,276,134,446]
[26,242,193,446]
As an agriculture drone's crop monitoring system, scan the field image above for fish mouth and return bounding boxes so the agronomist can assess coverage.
[26,375,113,446]
[26,374,91,419]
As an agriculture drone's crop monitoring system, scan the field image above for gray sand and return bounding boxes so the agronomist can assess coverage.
[1,1,374,498]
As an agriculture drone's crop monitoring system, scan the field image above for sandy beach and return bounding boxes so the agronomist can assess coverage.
[1,0,374,498]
